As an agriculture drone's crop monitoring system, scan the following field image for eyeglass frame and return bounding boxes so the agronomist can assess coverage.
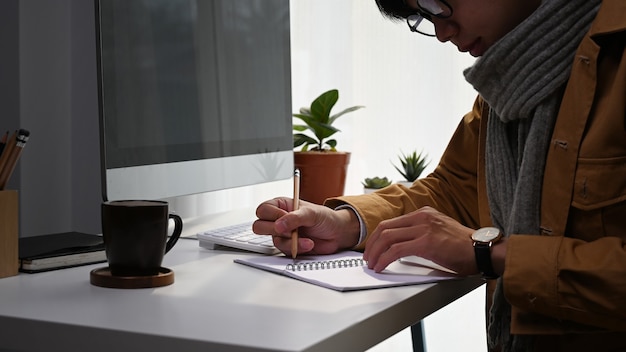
[403,0,454,37]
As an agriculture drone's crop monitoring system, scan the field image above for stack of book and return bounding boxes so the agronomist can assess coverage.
[19,232,106,273]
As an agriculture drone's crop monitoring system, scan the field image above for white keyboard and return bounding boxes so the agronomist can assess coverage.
[196,221,280,255]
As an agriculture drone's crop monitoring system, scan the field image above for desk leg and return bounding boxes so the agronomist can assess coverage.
[411,321,425,352]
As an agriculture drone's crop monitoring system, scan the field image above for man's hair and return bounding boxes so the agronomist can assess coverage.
[375,0,414,20]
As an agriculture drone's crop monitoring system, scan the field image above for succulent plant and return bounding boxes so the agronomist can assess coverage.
[393,150,429,182]
[362,176,392,189]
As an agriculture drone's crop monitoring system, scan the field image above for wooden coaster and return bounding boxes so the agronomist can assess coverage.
[90,267,174,289]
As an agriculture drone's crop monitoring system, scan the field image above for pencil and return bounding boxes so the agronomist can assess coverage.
[0,130,17,175]
[0,129,30,190]
[291,169,301,260]
[0,131,8,156]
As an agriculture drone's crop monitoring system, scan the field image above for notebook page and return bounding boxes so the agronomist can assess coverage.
[234,251,457,292]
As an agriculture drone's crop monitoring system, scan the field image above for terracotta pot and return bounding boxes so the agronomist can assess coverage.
[294,151,351,205]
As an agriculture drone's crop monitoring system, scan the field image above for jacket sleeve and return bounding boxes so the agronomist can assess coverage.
[325,96,485,250]
[504,235,626,331]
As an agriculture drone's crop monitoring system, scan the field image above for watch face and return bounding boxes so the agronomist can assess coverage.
[472,227,501,242]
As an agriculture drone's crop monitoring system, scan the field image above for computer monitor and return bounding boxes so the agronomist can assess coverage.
[95,0,293,202]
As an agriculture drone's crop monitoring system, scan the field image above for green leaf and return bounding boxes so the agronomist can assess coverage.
[313,123,340,141]
[361,176,392,189]
[310,89,339,124]
[293,133,317,149]
[292,89,363,151]
[328,105,365,125]
[293,113,316,126]
[392,150,429,182]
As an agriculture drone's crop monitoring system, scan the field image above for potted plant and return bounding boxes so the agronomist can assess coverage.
[392,150,429,187]
[293,89,364,204]
[362,176,392,194]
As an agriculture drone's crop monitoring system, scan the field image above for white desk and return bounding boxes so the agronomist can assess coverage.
[0,238,483,352]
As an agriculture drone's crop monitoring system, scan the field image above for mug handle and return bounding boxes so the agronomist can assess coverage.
[165,214,183,254]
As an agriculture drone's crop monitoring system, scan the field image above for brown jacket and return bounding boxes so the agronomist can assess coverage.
[328,0,626,349]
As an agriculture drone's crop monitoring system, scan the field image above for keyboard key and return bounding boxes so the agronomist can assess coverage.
[196,221,280,255]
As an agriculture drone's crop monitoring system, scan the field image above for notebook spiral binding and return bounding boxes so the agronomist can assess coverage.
[286,258,366,271]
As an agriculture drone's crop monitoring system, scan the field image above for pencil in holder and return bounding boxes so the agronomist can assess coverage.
[0,190,18,278]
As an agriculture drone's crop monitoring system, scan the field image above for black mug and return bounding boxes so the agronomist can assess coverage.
[101,200,183,276]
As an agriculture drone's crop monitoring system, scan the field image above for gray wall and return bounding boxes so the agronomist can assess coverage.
[0,0,20,180]
[0,0,101,237]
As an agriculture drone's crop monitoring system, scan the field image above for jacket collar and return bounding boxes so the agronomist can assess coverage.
[590,0,626,37]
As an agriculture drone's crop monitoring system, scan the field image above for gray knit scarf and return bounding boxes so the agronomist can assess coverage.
[463,0,601,351]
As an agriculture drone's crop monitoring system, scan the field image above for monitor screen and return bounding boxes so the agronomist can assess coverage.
[96,0,293,201]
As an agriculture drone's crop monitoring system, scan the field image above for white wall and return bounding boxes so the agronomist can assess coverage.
[289,1,486,351]
[290,0,477,195]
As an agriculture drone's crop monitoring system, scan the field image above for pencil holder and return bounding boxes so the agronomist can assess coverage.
[0,190,18,278]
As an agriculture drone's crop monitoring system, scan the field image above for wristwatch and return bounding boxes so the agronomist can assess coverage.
[471,227,502,279]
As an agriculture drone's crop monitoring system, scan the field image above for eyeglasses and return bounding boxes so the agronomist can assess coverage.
[403,0,453,37]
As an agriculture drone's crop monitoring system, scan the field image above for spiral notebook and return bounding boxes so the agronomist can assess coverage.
[234,251,458,292]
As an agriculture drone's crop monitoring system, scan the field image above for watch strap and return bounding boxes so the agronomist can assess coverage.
[473,241,499,279]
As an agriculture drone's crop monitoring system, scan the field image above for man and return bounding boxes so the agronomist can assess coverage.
[254,0,626,350]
